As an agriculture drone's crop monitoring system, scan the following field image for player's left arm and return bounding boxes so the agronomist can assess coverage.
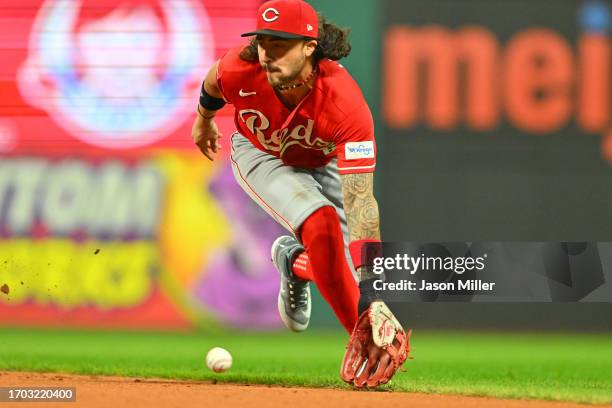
[335,101,381,285]
[340,172,380,282]
[340,171,411,388]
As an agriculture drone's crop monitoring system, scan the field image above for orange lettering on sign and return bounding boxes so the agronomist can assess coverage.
[504,29,574,134]
[383,23,611,161]
[383,26,499,130]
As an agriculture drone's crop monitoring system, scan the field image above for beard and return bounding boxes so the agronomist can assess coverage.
[262,55,306,87]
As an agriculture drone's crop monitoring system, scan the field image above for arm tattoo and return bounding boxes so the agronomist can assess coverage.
[340,173,380,281]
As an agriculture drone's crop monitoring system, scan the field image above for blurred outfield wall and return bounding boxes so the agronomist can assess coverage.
[0,0,609,331]
[379,0,611,242]
[0,0,290,330]
[312,0,611,330]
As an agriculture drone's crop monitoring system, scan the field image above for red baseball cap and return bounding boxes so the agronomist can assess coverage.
[241,0,319,40]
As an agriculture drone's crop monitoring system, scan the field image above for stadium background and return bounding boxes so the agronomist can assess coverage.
[0,0,610,334]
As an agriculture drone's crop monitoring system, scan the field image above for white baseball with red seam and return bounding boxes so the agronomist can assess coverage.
[206,347,232,373]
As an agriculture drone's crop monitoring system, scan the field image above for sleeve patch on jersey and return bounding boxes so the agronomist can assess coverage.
[345,141,375,160]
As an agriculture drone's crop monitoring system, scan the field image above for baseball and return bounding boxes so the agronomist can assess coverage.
[206,347,232,373]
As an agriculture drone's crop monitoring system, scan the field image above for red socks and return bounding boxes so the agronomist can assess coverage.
[291,252,313,280]
[291,206,359,333]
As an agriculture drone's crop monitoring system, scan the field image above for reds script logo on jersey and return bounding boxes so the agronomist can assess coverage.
[217,46,377,173]
[238,109,335,155]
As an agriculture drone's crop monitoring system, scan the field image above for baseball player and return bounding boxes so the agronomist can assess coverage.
[191,0,410,388]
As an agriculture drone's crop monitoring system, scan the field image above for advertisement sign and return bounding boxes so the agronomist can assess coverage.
[0,0,286,329]
[379,0,611,241]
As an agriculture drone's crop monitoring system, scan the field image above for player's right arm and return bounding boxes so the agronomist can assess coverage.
[192,60,224,161]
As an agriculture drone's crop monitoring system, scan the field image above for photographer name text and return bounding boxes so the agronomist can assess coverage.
[374,279,496,292]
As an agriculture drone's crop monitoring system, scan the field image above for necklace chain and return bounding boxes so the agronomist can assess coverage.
[275,67,317,92]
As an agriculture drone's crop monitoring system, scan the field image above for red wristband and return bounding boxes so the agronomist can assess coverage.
[349,239,382,270]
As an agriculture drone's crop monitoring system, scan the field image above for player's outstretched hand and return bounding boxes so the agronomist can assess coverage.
[192,116,223,161]
[340,301,411,388]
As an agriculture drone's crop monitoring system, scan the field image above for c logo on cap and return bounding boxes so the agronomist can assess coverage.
[262,7,280,22]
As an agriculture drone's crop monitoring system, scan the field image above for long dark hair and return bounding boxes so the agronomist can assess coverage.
[239,14,352,63]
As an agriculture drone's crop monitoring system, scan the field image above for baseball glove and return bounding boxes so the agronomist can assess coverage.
[340,301,411,388]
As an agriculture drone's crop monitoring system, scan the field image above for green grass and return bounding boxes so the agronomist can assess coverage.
[0,328,611,404]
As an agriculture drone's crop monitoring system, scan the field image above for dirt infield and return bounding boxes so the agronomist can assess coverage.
[0,371,604,408]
